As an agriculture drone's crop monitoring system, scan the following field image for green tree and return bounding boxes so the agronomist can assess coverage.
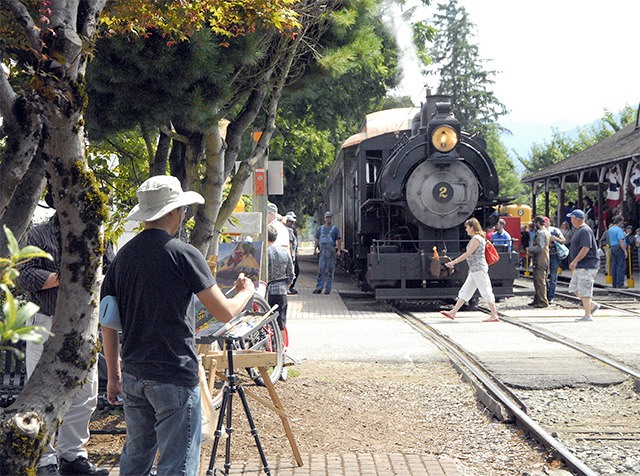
[428,0,506,135]
[0,1,297,471]
[84,1,345,261]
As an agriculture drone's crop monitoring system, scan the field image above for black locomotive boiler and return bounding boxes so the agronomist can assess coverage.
[319,94,518,301]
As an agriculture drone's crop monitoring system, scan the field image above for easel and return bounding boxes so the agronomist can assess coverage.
[200,317,302,475]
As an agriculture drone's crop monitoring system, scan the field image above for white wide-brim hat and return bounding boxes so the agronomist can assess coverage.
[126,175,205,222]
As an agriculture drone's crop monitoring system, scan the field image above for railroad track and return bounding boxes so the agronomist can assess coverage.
[392,304,640,476]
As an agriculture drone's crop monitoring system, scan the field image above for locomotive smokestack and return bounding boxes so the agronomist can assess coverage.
[419,93,450,134]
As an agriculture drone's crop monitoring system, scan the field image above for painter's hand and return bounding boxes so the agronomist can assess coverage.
[234,273,255,294]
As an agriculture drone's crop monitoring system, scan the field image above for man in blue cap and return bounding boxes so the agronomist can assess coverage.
[567,209,601,321]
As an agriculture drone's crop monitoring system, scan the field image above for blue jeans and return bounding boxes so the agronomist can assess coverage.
[316,246,336,292]
[120,372,202,476]
[610,246,626,287]
[547,253,559,301]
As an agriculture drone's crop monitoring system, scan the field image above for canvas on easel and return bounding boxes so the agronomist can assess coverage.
[215,241,262,293]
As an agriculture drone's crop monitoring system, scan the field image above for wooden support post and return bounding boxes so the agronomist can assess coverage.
[258,367,303,467]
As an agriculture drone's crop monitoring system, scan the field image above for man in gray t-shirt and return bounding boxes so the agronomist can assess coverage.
[567,209,601,321]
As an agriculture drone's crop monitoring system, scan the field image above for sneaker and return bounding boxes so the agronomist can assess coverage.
[312,289,321,294]
[575,316,593,322]
[324,290,331,294]
[37,465,60,476]
[527,301,538,307]
[59,457,109,476]
[533,303,548,308]
[591,303,601,316]
[287,288,298,295]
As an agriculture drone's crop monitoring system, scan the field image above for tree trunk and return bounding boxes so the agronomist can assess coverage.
[191,127,226,256]
[0,1,107,471]
[0,103,106,475]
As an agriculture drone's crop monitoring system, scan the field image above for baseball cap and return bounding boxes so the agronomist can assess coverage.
[567,209,585,220]
[285,211,297,222]
[324,211,333,218]
[126,176,204,222]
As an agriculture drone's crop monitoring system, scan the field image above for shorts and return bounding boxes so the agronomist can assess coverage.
[568,268,598,297]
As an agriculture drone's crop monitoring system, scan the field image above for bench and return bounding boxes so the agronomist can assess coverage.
[0,341,27,408]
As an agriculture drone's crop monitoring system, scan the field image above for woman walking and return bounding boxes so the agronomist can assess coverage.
[440,217,500,322]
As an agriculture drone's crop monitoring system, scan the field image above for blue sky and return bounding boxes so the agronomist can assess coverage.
[388,0,640,163]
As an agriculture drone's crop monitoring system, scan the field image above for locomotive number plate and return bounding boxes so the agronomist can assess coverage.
[432,181,453,203]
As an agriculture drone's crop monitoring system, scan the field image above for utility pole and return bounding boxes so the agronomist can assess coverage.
[252,129,269,282]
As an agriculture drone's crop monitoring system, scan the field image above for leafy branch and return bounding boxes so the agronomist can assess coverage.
[0,225,52,358]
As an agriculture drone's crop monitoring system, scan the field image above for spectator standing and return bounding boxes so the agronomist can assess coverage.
[267,224,294,380]
[625,225,635,279]
[441,218,500,322]
[529,216,550,308]
[560,220,574,269]
[485,225,495,241]
[101,176,255,476]
[560,220,573,244]
[583,197,595,230]
[18,194,112,476]
[520,224,531,268]
[544,216,566,303]
[608,215,627,288]
[284,211,300,294]
[491,219,512,251]
[313,211,341,295]
[267,202,290,251]
[567,209,601,321]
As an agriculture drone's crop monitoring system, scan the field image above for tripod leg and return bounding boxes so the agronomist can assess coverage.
[223,388,234,476]
[206,387,229,476]
[237,385,271,475]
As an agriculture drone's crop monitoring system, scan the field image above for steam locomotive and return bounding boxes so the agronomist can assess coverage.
[319,93,518,301]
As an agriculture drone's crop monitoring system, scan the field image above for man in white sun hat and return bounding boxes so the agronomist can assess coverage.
[101,175,255,476]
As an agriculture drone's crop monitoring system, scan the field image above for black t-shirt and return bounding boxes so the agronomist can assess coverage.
[102,229,216,386]
[569,225,600,270]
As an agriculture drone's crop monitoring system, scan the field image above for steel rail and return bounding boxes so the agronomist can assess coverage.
[396,310,598,476]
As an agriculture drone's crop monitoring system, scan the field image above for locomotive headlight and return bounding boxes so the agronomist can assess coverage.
[431,125,459,153]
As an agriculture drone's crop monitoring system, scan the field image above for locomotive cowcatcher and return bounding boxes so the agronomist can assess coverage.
[320,93,518,301]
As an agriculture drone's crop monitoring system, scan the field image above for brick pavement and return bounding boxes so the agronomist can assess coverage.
[200,452,457,475]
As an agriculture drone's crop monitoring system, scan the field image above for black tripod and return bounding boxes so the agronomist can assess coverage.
[206,337,271,476]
